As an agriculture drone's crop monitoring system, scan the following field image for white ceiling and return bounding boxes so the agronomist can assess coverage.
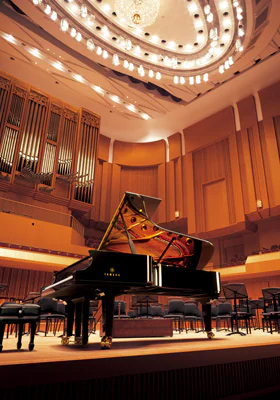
[0,0,280,142]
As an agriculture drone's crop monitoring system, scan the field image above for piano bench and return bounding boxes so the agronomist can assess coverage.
[0,304,40,351]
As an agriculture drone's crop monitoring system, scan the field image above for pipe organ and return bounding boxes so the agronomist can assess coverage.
[0,72,100,206]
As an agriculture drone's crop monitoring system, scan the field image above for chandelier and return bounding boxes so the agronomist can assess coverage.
[114,0,160,28]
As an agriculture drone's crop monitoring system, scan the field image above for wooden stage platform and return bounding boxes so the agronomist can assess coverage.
[0,330,280,399]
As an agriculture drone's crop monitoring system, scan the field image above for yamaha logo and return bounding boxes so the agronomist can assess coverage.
[104,267,120,277]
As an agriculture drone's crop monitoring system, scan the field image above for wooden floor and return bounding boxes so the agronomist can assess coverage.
[0,329,280,399]
[0,329,279,369]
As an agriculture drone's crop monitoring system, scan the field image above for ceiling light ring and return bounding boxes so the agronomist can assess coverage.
[32,0,246,80]
[56,0,210,56]
[42,0,239,66]
[54,0,241,66]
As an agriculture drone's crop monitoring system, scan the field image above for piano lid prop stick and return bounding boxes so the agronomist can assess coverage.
[120,211,137,254]
[157,237,176,264]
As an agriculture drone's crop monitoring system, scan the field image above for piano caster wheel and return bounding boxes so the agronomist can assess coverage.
[17,342,22,350]
[101,336,112,350]
[75,337,82,345]
[61,336,70,345]
[29,343,34,351]
[0,345,2,352]
[207,331,215,339]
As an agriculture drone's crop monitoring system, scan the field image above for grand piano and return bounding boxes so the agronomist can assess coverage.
[42,192,220,349]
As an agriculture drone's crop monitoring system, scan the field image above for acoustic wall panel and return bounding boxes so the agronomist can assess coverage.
[203,179,230,231]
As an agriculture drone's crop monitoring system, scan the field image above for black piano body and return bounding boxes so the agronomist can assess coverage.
[42,192,220,348]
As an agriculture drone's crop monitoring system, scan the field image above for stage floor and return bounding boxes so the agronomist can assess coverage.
[0,329,279,367]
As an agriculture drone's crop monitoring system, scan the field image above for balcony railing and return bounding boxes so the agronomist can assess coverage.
[0,197,85,237]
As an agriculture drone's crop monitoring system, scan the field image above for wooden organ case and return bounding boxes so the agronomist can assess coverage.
[0,72,100,210]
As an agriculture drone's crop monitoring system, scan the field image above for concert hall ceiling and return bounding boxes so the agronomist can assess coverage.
[0,0,279,142]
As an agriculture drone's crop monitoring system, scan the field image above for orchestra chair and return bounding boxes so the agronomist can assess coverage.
[261,288,280,334]
[0,303,40,351]
[128,309,137,318]
[163,300,185,333]
[56,302,66,335]
[247,299,263,330]
[88,306,97,334]
[183,303,200,332]
[138,305,153,318]
[113,300,130,319]
[215,303,232,332]
[38,297,65,336]
[151,305,164,318]
[211,305,218,326]
[211,305,218,318]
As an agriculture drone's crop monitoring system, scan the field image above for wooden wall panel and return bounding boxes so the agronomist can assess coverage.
[273,115,280,155]
[258,120,280,215]
[157,163,166,222]
[184,153,195,234]
[258,81,280,119]
[174,157,183,218]
[203,179,229,231]
[119,166,158,198]
[99,161,110,222]
[166,161,175,222]
[0,266,53,301]
[192,139,235,233]
[237,96,269,218]
[236,130,256,216]
[98,134,110,162]
[113,140,166,166]
[183,107,235,153]
[228,134,244,223]
[247,126,269,217]
[237,96,258,129]
[110,163,121,219]
[168,132,181,161]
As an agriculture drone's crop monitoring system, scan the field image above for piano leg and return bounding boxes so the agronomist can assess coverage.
[82,299,89,346]
[101,293,115,349]
[61,301,74,345]
[75,302,82,344]
[202,301,215,339]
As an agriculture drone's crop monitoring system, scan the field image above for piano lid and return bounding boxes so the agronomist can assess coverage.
[98,192,213,269]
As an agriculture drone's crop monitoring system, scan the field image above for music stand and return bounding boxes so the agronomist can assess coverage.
[262,288,280,311]
[262,288,280,333]
[23,292,40,303]
[136,295,158,318]
[248,299,264,330]
[214,297,229,304]
[0,283,8,297]
[223,283,249,336]
[89,300,99,335]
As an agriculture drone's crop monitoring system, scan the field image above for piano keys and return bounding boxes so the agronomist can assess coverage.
[42,192,220,349]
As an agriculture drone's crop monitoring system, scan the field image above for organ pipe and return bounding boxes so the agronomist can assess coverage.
[74,110,99,204]
[57,109,77,176]
[0,73,100,204]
